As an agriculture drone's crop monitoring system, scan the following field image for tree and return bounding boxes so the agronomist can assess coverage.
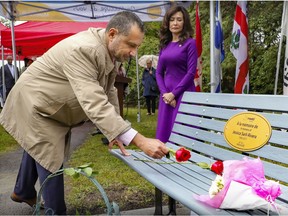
[125,1,285,106]
[124,21,161,107]
[0,16,10,27]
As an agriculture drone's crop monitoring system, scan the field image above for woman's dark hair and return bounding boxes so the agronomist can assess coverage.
[106,11,144,36]
[159,5,193,49]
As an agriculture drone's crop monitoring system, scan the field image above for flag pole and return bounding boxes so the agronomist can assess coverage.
[195,0,203,92]
[274,1,287,95]
[214,0,225,93]
[210,1,215,93]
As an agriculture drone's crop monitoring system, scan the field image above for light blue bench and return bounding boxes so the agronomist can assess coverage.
[110,92,288,215]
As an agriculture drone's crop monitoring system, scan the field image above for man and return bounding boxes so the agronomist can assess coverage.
[0,55,19,99]
[0,11,169,214]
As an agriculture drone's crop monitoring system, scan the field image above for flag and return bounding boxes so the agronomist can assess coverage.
[230,1,249,94]
[283,1,288,95]
[194,0,203,92]
[214,0,225,93]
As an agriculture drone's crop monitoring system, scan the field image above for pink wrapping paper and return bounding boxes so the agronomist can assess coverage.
[194,157,281,209]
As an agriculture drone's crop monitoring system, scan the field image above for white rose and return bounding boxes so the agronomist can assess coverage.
[208,175,224,198]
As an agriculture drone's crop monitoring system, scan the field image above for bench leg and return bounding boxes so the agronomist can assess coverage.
[167,196,176,215]
[154,187,163,215]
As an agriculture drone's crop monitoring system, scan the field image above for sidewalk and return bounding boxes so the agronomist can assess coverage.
[0,121,191,215]
[120,205,191,215]
[0,121,95,215]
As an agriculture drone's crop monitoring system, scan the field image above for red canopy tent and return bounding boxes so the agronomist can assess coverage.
[0,23,18,59]
[0,21,107,57]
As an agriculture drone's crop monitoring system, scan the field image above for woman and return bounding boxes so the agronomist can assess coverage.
[142,59,158,115]
[156,5,197,142]
[21,57,33,75]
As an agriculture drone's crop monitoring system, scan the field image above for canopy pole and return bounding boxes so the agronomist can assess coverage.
[136,51,141,123]
[9,2,18,82]
[1,46,6,104]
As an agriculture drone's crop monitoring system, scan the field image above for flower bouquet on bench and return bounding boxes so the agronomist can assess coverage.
[195,157,288,215]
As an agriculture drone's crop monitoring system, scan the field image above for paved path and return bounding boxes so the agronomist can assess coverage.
[0,121,95,215]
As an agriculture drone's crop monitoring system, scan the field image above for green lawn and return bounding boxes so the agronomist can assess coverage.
[0,125,19,154]
[65,108,164,214]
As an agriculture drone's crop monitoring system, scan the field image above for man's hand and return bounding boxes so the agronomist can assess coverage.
[108,139,131,156]
[132,133,169,159]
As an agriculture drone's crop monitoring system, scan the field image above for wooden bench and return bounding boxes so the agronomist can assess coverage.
[110,92,288,215]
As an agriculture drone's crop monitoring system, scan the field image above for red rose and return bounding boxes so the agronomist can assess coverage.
[175,147,191,162]
[210,160,224,175]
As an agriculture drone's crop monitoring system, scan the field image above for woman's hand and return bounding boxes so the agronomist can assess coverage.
[169,99,177,108]
[162,92,175,104]
[108,139,131,156]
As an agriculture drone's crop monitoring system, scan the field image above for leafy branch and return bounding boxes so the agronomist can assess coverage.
[0,16,10,27]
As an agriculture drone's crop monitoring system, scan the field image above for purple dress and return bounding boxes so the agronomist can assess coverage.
[156,38,197,142]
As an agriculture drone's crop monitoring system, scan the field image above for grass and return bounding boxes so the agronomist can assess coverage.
[65,107,163,214]
[0,125,19,154]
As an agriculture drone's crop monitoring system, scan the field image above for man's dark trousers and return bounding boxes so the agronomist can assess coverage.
[14,150,67,214]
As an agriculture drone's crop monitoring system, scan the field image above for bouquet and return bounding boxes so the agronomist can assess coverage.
[195,157,288,214]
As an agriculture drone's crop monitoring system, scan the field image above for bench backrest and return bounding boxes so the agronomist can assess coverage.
[168,92,288,198]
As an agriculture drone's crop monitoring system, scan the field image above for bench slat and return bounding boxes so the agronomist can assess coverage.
[182,93,288,112]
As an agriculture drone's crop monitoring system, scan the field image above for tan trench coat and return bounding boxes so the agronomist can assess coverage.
[0,28,131,172]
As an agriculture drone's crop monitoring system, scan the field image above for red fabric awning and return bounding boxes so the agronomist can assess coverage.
[0,23,7,31]
[0,23,24,59]
[1,21,107,57]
